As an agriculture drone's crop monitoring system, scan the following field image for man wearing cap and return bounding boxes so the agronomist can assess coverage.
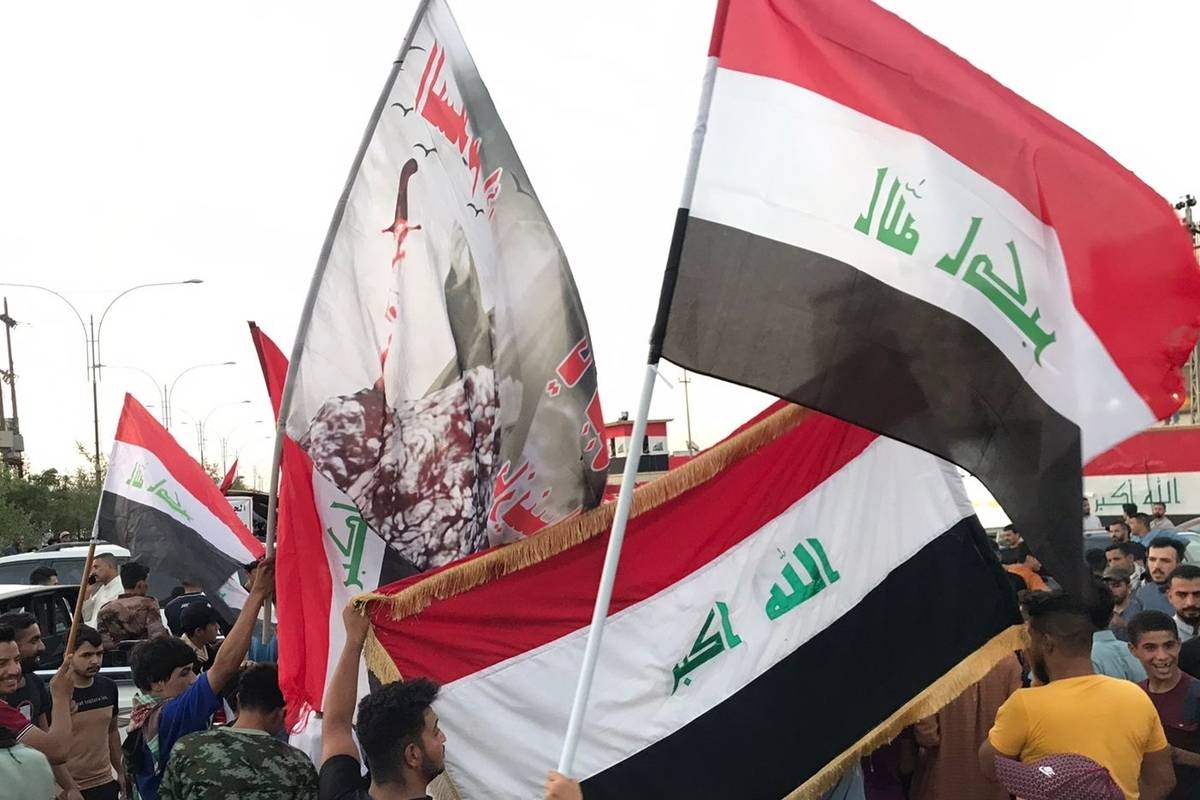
[179,603,222,673]
[1127,610,1200,798]
[1104,564,1144,642]
[1167,565,1200,644]
[979,591,1174,800]
[1091,578,1147,681]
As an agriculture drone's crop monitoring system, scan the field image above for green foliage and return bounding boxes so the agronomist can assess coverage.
[0,450,102,546]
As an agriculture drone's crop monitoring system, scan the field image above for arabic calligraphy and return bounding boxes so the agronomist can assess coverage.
[937,217,1056,364]
[1091,476,1184,512]
[854,166,921,256]
[671,600,742,694]
[126,463,192,523]
[765,538,840,621]
[326,501,371,590]
[852,168,1057,366]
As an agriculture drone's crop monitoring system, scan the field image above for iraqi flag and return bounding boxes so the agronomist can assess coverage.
[282,0,607,574]
[98,394,264,623]
[250,323,416,724]
[652,0,1200,591]
[218,459,238,494]
[361,405,1021,799]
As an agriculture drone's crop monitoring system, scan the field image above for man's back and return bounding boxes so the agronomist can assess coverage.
[98,594,164,649]
[164,593,211,638]
[161,727,317,800]
[990,674,1167,799]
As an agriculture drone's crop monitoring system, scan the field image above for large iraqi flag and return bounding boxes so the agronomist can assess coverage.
[361,404,1022,799]
[97,394,264,623]
[652,0,1200,591]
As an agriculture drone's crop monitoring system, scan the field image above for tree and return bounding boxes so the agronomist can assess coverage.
[0,496,34,550]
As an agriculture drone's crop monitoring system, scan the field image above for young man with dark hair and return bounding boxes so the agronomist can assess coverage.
[979,591,1174,800]
[1107,540,1147,592]
[161,664,317,799]
[320,605,446,800]
[163,579,214,638]
[1089,578,1147,681]
[1103,564,1143,641]
[82,553,123,629]
[96,561,166,650]
[126,558,275,800]
[0,624,75,765]
[59,625,124,800]
[1169,565,1200,643]
[0,611,50,726]
[1132,514,1161,545]
[178,602,221,673]
[1137,538,1187,616]
[1152,502,1177,532]
[1128,610,1200,797]
[29,565,58,586]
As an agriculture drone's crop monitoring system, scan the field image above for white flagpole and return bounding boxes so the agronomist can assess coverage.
[261,0,434,637]
[556,54,719,776]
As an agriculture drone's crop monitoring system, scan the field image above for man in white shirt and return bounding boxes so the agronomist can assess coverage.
[1150,502,1176,531]
[1082,496,1103,531]
[80,553,123,629]
[1168,564,1200,643]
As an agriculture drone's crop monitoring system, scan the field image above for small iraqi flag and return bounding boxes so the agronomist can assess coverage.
[361,404,1022,799]
[651,0,1200,592]
[98,395,264,623]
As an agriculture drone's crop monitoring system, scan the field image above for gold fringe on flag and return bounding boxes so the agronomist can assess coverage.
[784,623,1026,800]
[355,403,810,624]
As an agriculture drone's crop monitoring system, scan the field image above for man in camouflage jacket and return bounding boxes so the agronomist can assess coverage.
[96,562,166,650]
[160,664,317,800]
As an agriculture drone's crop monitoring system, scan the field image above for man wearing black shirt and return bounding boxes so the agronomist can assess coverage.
[997,525,1040,571]
[163,580,215,637]
[0,612,50,726]
[319,605,445,800]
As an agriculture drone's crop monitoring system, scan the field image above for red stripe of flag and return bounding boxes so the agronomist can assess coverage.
[249,322,336,722]
[371,409,877,685]
[708,0,1200,419]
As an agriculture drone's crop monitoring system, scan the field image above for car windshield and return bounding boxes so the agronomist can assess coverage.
[0,560,47,585]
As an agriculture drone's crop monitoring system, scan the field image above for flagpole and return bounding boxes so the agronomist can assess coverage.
[556,54,719,776]
[66,508,103,657]
[261,0,434,639]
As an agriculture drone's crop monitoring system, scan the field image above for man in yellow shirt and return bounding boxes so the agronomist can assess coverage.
[979,590,1176,800]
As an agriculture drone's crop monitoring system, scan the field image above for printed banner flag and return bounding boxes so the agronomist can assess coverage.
[98,394,264,623]
[250,323,415,723]
[362,405,1021,799]
[652,0,1200,590]
[284,0,606,573]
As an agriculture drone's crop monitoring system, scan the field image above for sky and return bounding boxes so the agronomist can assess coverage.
[1,1,1198,489]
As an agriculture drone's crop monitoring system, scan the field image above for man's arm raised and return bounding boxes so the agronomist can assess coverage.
[321,603,370,767]
[18,659,73,763]
[206,558,275,695]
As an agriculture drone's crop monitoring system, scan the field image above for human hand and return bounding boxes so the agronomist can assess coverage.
[342,602,370,644]
[49,655,74,699]
[544,771,583,800]
[249,557,276,599]
[61,788,84,800]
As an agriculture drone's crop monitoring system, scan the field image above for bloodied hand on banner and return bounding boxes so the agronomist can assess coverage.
[286,0,606,571]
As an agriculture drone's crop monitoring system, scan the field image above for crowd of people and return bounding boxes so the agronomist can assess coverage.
[2,498,1199,799]
[0,556,586,800]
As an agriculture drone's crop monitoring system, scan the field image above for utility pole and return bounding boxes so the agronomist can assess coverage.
[0,299,22,477]
[680,369,697,454]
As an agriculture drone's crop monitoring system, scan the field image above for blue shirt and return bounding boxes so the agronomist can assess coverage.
[134,672,221,800]
[1092,630,1147,681]
[1135,581,1176,616]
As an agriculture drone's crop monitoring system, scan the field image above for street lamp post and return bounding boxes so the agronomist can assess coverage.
[176,400,252,470]
[0,280,203,483]
[101,361,235,429]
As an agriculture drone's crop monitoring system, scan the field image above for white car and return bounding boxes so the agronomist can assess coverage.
[0,543,180,602]
[0,583,136,725]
